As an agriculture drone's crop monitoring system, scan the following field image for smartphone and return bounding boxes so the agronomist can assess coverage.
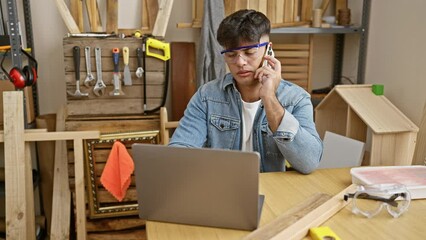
[262,42,274,67]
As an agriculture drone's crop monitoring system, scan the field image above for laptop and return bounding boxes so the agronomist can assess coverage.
[132,144,264,230]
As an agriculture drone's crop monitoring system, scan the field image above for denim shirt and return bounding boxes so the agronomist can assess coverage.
[169,73,323,174]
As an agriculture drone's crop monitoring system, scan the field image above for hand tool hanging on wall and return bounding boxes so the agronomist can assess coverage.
[93,47,106,96]
[67,46,88,97]
[110,48,125,96]
[135,47,144,79]
[122,46,132,86]
[84,46,95,86]
[141,35,171,114]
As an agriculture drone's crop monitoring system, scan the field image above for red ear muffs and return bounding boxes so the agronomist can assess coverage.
[22,65,37,85]
[8,67,27,89]
[1,48,38,89]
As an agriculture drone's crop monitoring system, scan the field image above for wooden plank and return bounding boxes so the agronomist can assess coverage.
[293,0,300,22]
[282,73,308,79]
[370,132,417,166]
[50,106,71,239]
[236,0,249,10]
[142,0,149,31]
[54,0,80,33]
[86,0,103,32]
[346,107,367,142]
[106,0,118,33]
[66,99,163,116]
[307,35,313,93]
[284,0,294,23]
[0,129,46,142]
[320,0,331,16]
[275,51,309,58]
[276,0,284,24]
[193,0,204,26]
[86,217,146,232]
[147,0,159,32]
[65,117,160,133]
[224,0,236,17]
[69,0,84,32]
[87,229,147,240]
[267,0,276,23]
[91,0,99,32]
[269,184,356,240]
[4,91,35,240]
[65,72,165,85]
[74,136,87,239]
[243,193,331,240]
[152,0,174,38]
[315,90,348,139]
[282,65,308,72]
[258,0,267,15]
[273,44,310,50]
[171,42,196,121]
[24,131,100,142]
[300,0,312,22]
[65,84,165,99]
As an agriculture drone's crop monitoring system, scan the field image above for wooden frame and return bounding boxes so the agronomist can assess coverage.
[84,130,160,219]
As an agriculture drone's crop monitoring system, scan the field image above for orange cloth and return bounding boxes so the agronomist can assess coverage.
[100,141,134,202]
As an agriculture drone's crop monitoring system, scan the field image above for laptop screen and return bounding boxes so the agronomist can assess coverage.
[132,144,263,230]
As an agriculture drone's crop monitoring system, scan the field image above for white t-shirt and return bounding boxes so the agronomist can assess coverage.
[241,99,261,152]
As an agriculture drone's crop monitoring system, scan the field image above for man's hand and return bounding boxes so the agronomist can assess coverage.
[254,54,281,100]
[254,55,285,132]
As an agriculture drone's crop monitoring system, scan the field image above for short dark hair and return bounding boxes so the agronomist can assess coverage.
[217,9,271,50]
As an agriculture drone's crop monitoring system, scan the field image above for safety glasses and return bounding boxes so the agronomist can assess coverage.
[220,42,269,64]
[344,184,411,218]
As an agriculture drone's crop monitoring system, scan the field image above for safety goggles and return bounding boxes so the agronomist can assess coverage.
[220,42,268,64]
[344,184,411,218]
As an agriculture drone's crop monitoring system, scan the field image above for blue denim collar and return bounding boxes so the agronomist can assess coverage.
[221,73,235,90]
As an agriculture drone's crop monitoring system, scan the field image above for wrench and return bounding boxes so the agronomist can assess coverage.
[83,46,96,87]
[135,47,144,78]
[93,47,106,96]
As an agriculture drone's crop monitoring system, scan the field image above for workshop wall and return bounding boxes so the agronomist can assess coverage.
[30,0,426,126]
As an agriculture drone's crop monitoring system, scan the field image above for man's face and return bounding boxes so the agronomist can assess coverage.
[221,36,270,87]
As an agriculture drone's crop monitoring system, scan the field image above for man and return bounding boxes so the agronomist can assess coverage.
[169,9,323,174]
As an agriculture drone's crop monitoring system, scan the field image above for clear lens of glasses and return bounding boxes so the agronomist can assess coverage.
[344,184,411,218]
[223,47,261,63]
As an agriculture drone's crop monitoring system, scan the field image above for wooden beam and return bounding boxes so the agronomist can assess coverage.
[50,106,70,239]
[69,0,83,32]
[243,193,331,240]
[270,184,356,240]
[301,0,313,22]
[86,0,103,32]
[3,91,35,240]
[152,0,174,38]
[1,92,100,239]
[0,129,47,142]
[106,0,118,33]
[54,0,80,34]
[24,131,99,142]
[74,137,87,239]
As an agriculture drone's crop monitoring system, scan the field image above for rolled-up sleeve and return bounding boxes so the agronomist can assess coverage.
[269,110,300,142]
